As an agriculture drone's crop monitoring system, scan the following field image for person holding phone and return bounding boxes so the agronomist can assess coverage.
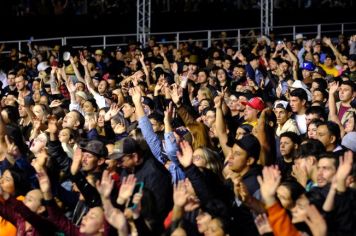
[109,136,173,235]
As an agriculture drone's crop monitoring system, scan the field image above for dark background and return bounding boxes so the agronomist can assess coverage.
[1,0,355,40]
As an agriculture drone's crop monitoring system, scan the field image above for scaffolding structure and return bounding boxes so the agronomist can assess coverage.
[260,0,273,36]
[137,0,151,46]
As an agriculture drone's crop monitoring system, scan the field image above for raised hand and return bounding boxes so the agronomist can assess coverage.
[130,193,143,219]
[292,164,308,188]
[173,180,189,208]
[164,102,173,124]
[130,87,142,105]
[88,116,97,130]
[214,93,224,109]
[176,140,193,168]
[257,165,281,207]
[329,81,339,95]
[232,177,251,203]
[254,214,272,235]
[31,148,48,173]
[169,84,182,105]
[70,148,82,175]
[305,205,327,236]
[117,175,137,205]
[37,170,52,199]
[104,203,128,233]
[5,135,19,157]
[336,150,353,192]
[323,37,332,46]
[96,170,114,199]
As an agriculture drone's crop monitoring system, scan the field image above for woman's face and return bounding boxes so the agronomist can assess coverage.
[276,185,293,209]
[193,148,207,169]
[307,123,318,139]
[198,100,210,113]
[32,105,45,120]
[205,218,225,236]
[344,116,355,133]
[59,128,70,143]
[83,101,95,114]
[0,170,15,195]
[97,110,106,127]
[196,211,212,233]
[217,69,226,83]
[291,194,310,223]
[79,207,105,234]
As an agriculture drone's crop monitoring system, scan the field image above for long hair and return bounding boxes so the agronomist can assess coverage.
[197,147,224,181]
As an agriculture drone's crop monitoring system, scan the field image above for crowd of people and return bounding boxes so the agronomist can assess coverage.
[0,30,355,236]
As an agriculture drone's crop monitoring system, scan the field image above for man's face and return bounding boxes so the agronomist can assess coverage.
[30,133,48,154]
[227,144,250,173]
[81,152,100,172]
[312,90,324,103]
[302,69,312,79]
[98,80,107,94]
[274,108,289,125]
[338,84,353,102]
[316,125,333,149]
[317,158,336,187]
[306,113,320,126]
[243,106,258,122]
[197,71,207,84]
[18,105,27,118]
[280,136,296,157]
[149,118,163,133]
[80,207,105,234]
[122,103,135,119]
[7,74,15,86]
[23,189,44,214]
[63,111,79,129]
[118,154,137,169]
[289,96,304,113]
[15,76,26,91]
[232,67,245,78]
[291,194,310,223]
[324,57,333,67]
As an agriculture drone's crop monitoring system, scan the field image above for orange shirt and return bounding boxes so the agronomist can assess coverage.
[267,202,301,236]
[0,195,25,236]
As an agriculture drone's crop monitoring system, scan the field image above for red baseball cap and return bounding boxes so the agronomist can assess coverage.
[241,97,265,111]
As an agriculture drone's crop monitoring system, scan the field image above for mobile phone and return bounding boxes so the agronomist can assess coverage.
[127,182,144,209]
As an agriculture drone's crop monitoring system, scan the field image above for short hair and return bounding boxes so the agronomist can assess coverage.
[148,112,164,124]
[306,106,326,121]
[280,131,302,145]
[290,88,308,102]
[340,80,356,92]
[280,180,305,202]
[317,121,341,145]
[313,88,328,101]
[296,139,326,160]
[318,152,339,169]
[313,78,327,91]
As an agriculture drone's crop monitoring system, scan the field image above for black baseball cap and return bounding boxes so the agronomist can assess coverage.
[109,137,141,160]
[227,134,261,161]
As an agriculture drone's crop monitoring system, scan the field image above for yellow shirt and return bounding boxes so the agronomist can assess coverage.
[320,64,339,77]
[243,120,258,128]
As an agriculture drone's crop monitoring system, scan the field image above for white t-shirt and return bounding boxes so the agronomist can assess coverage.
[295,114,307,134]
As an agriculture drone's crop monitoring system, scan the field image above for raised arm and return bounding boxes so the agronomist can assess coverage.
[214,93,231,158]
